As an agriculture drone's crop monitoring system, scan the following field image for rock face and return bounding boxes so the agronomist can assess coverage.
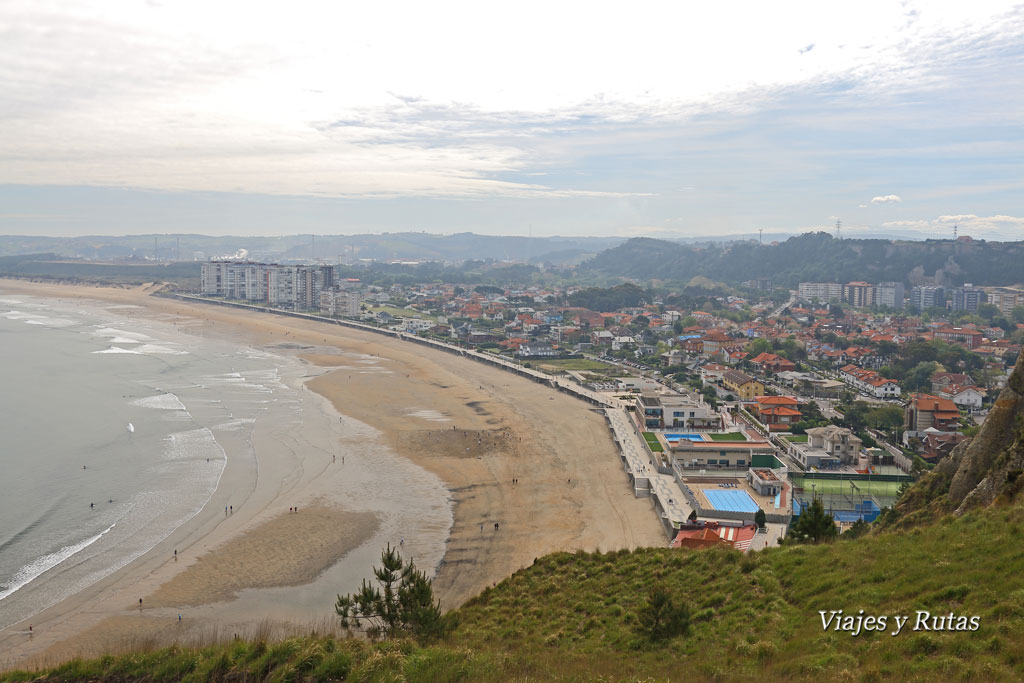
[891,352,1024,524]
[948,350,1024,512]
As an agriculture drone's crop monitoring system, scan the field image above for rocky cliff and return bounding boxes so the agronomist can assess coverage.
[888,351,1024,526]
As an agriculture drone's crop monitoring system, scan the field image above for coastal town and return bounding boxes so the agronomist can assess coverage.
[198,258,1024,547]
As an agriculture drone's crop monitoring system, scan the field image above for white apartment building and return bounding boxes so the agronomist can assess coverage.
[201,262,332,310]
[798,282,843,302]
[319,288,362,317]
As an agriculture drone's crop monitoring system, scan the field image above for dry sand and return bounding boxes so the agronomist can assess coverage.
[146,505,379,609]
[0,280,665,667]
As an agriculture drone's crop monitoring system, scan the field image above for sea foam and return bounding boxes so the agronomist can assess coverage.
[0,524,116,602]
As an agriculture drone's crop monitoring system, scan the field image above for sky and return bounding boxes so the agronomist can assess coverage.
[1,0,1023,240]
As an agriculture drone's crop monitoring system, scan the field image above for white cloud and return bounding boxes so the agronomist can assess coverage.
[871,194,903,204]
[882,214,1024,239]
[0,0,1022,200]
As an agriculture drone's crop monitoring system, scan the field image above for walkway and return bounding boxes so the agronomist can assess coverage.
[604,408,692,537]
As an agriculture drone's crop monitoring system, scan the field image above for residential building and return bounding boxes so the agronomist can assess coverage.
[921,432,969,464]
[905,394,961,433]
[662,348,686,366]
[201,262,331,310]
[951,284,984,313]
[753,396,802,432]
[721,370,765,400]
[699,363,729,385]
[842,281,875,308]
[936,385,985,410]
[319,288,361,317]
[634,392,721,430]
[875,282,905,309]
[787,426,862,469]
[930,372,974,392]
[985,287,1024,316]
[798,282,843,302]
[671,523,757,552]
[748,352,796,375]
[933,326,983,350]
[838,364,901,398]
[659,394,722,430]
[910,285,945,311]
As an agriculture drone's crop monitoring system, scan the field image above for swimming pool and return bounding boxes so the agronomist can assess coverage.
[704,489,761,514]
[664,433,703,441]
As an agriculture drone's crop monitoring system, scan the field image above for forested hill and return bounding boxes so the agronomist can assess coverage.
[581,233,1024,287]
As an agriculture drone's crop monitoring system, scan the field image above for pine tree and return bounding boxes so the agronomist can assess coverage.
[637,584,690,641]
[335,544,453,641]
[789,494,838,544]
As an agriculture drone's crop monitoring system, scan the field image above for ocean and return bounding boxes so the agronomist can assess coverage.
[0,290,452,630]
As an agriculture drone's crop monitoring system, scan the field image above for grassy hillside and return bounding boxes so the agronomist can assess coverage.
[7,500,1024,681]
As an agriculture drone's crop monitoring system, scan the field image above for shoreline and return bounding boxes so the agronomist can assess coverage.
[0,280,665,668]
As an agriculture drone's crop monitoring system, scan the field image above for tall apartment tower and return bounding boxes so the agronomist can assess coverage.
[951,284,984,313]
[875,282,905,310]
[910,285,945,311]
[842,281,875,308]
[798,282,843,302]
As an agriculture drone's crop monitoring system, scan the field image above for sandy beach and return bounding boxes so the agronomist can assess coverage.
[0,280,664,669]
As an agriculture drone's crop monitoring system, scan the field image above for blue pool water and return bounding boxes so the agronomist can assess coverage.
[704,489,761,514]
[664,433,702,441]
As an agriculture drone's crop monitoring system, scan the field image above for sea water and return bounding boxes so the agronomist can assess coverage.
[0,292,452,630]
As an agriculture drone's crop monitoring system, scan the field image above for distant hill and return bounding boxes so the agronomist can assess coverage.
[581,232,1024,287]
[0,233,623,265]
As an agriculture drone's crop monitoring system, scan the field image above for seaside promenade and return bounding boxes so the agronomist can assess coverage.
[604,409,692,538]
[161,293,624,410]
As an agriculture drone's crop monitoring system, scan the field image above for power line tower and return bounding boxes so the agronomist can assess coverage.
[953,224,958,240]
[835,219,842,240]
[758,228,763,245]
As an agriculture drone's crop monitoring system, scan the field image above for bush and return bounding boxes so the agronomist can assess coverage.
[636,585,690,641]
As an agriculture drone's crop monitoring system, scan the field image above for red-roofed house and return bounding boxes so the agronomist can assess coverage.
[905,393,961,433]
[754,395,802,431]
[749,352,797,374]
[934,326,984,350]
[671,523,758,552]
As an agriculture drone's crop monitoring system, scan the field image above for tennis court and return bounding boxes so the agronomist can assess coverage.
[703,489,761,514]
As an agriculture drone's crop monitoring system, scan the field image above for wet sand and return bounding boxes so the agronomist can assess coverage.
[0,280,665,668]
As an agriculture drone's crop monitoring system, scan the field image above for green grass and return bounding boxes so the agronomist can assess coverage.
[791,477,905,496]
[535,358,616,372]
[785,434,809,443]
[11,501,1024,681]
[642,432,664,452]
[367,305,436,322]
[708,431,746,441]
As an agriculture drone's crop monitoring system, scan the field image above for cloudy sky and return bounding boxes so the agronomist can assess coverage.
[2,0,1023,239]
